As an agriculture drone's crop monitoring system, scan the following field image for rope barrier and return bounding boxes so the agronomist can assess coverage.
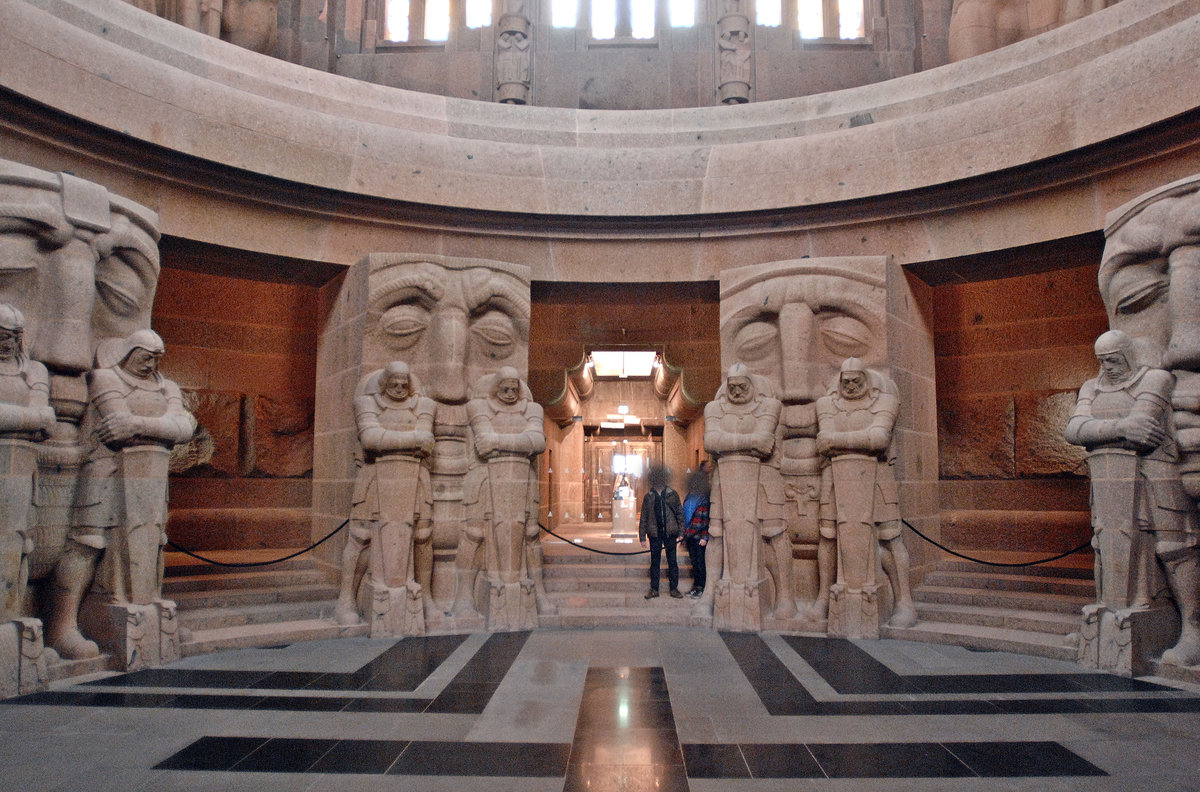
[902,518,1092,568]
[539,523,659,555]
[166,519,350,568]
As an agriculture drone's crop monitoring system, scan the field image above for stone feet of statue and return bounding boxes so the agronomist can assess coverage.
[333,599,361,626]
[423,596,443,622]
[888,601,919,629]
[535,590,558,616]
[1162,628,1200,667]
[773,596,798,620]
[49,628,99,660]
[803,598,829,621]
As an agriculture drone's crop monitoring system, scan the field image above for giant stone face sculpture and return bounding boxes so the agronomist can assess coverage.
[719,259,887,622]
[362,254,532,612]
[0,159,160,605]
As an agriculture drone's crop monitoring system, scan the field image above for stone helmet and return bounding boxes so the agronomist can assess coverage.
[383,360,411,383]
[120,329,165,360]
[1095,329,1134,361]
[840,357,866,375]
[0,302,26,333]
[494,365,521,391]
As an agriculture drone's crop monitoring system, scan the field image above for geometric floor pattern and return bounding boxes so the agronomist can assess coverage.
[5,627,1200,790]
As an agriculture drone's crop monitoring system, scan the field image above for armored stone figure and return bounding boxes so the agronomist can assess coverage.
[495,1,532,104]
[717,2,753,104]
[452,367,551,629]
[719,259,889,620]
[1066,330,1200,668]
[363,254,531,610]
[335,362,437,635]
[47,330,195,660]
[703,363,794,630]
[815,358,917,638]
[0,304,55,620]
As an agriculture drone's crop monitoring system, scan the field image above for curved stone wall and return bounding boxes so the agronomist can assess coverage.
[1,0,1199,281]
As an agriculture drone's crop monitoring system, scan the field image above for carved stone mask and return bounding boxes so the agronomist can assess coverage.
[367,256,530,406]
[383,372,412,402]
[496,378,521,405]
[122,348,161,380]
[0,163,159,377]
[721,260,885,406]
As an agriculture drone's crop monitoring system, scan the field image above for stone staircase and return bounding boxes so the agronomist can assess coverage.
[541,525,702,627]
[163,549,366,656]
[882,554,1095,660]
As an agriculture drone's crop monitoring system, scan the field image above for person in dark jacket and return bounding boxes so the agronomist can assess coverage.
[682,464,711,599]
[638,464,685,598]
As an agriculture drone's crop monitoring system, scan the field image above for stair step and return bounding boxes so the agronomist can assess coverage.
[543,562,691,578]
[914,586,1089,614]
[935,559,1093,581]
[164,568,330,594]
[181,619,369,657]
[170,583,340,611]
[178,600,340,631]
[882,621,1080,662]
[165,558,318,578]
[913,602,1081,635]
[550,591,699,608]
[921,570,1094,597]
[545,607,706,628]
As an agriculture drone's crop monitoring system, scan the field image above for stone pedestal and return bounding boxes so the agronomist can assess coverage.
[78,598,180,671]
[0,617,48,698]
[828,582,882,639]
[485,578,536,632]
[713,577,764,632]
[1078,603,1180,677]
[368,581,425,638]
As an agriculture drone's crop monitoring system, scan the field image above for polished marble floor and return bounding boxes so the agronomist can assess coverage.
[4,627,1200,791]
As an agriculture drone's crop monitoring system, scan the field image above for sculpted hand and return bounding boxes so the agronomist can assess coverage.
[476,435,499,458]
[816,432,834,456]
[1120,414,1166,449]
[98,413,139,445]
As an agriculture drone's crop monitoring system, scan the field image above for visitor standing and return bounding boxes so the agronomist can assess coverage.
[682,465,711,599]
[639,464,685,599]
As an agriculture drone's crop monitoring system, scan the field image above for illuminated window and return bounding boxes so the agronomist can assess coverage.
[669,0,695,27]
[631,1,655,38]
[465,0,491,28]
[591,0,658,40]
[592,0,617,38]
[797,0,865,39]
[552,0,577,27]
[382,0,453,42]
[757,0,782,26]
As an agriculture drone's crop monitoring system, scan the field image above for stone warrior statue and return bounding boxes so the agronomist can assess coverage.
[1066,330,1200,668]
[815,358,917,638]
[336,362,438,635]
[452,367,554,629]
[46,330,195,660]
[0,304,55,621]
[702,363,796,630]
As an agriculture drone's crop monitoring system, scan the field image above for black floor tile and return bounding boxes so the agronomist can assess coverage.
[388,740,570,776]
[720,631,818,715]
[340,697,431,713]
[1064,674,1172,693]
[448,631,530,684]
[574,696,677,730]
[1080,697,1190,713]
[168,693,267,709]
[253,670,328,690]
[989,698,1098,714]
[569,727,683,766]
[307,739,409,774]
[232,737,340,773]
[7,691,98,706]
[79,691,180,708]
[250,695,355,711]
[813,700,912,716]
[903,699,1002,715]
[154,736,268,770]
[303,670,377,691]
[563,762,690,792]
[424,682,499,713]
[682,743,751,778]
[808,742,974,778]
[910,674,1086,695]
[739,743,825,778]
[782,635,920,695]
[945,741,1107,777]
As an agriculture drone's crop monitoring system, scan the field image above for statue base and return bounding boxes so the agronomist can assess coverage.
[827,582,881,639]
[77,598,180,671]
[1078,603,1180,677]
[485,579,537,632]
[0,618,48,698]
[713,578,764,632]
[368,582,426,638]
